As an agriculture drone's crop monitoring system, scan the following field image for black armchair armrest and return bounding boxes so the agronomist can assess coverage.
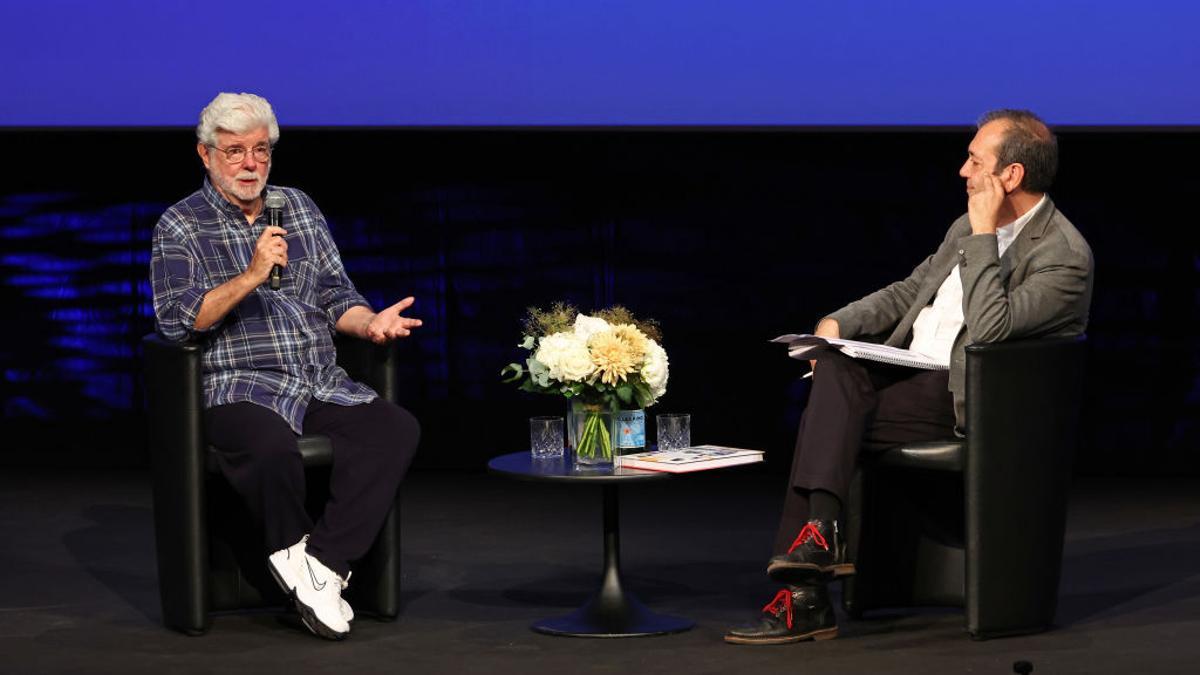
[143,334,209,634]
[963,334,1088,638]
[333,335,397,401]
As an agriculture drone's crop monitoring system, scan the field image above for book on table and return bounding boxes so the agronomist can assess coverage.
[770,334,948,370]
[619,445,764,473]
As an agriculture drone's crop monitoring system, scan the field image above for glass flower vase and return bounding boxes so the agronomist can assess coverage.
[568,401,617,468]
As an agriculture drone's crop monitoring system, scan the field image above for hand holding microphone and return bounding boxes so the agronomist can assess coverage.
[264,191,286,290]
[248,225,287,287]
[249,192,286,289]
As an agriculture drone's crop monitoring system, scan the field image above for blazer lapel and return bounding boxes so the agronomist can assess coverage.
[1000,197,1054,287]
[886,219,971,346]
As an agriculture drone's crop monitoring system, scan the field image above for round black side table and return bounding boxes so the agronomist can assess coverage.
[487,452,694,637]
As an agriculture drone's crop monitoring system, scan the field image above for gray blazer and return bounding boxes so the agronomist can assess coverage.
[825,198,1094,430]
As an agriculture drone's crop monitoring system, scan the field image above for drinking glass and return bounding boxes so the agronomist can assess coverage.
[530,416,565,458]
[656,413,691,451]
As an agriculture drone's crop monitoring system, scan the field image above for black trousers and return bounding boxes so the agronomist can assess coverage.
[774,352,956,555]
[204,398,420,578]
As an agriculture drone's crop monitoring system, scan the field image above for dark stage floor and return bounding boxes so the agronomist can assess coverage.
[2,467,1198,674]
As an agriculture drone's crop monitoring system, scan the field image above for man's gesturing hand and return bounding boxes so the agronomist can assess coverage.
[247,226,287,284]
[967,172,1005,235]
[364,296,424,344]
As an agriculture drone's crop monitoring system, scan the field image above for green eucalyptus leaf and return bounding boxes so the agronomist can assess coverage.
[500,363,525,383]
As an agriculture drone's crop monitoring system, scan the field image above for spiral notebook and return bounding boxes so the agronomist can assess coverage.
[771,334,948,370]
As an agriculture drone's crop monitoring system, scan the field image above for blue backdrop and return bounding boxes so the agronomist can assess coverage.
[3,0,1198,126]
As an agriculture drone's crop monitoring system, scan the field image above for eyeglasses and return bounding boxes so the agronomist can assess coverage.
[208,143,272,164]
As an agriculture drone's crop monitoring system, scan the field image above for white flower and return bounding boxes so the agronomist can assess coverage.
[641,339,669,401]
[535,332,595,383]
[573,314,611,341]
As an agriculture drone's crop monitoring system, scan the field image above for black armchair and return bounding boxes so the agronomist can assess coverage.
[143,333,403,635]
[841,335,1088,639]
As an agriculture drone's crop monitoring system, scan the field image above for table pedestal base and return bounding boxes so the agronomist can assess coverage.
[533,591,693,638]
[532,484,694,638]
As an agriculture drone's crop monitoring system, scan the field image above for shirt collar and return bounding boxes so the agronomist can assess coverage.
[996,193,1048,254]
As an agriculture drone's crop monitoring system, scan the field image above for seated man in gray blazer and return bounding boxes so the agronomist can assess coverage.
[725,109,1094,645]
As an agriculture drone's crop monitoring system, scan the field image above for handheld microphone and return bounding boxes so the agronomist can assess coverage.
[264,191,285,290]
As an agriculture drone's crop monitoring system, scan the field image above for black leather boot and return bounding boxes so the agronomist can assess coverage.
[724,584,838,645]
[767,519,854,583]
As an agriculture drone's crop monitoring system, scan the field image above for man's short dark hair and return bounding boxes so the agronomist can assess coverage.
[978,109,1058,193]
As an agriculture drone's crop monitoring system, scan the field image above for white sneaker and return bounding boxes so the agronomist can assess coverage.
[268,537,355,624]
[340,573,354,624]
[270,536,355,623]
[268,536,351,640]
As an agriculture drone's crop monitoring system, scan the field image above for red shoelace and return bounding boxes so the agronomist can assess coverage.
[762,588,794,629]
[786,521,829,554]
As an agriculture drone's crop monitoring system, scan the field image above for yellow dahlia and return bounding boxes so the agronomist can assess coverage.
[588,328,642,385]
[611,324,648,362]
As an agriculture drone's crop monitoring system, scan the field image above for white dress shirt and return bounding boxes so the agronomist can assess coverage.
[908,195,1048,366]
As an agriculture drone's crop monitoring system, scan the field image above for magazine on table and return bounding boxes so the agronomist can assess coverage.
[620,445,764,473]
[770,334,948,371]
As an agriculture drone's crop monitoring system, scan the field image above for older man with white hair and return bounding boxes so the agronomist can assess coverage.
[150,92,422,640]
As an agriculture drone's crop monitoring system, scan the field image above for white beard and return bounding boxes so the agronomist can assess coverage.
[210,166,269,205]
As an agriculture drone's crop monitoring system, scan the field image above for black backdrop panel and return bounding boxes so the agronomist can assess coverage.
[0,128,1196,474]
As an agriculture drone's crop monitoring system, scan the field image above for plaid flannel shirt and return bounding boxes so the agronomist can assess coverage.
[150,179,376,433]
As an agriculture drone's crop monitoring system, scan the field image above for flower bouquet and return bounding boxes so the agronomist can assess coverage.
[501,303,669,465]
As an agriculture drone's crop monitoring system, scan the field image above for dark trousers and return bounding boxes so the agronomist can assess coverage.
[204,398,420,578]
[774,352,956,555]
